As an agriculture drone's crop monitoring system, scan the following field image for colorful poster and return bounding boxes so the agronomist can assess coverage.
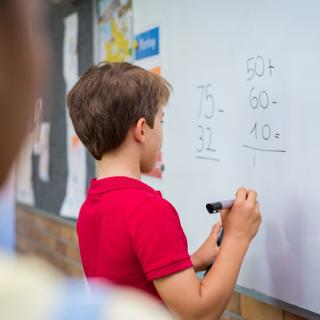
[135,27,159,60]
[97,0,134,63]
[60,13,87,218]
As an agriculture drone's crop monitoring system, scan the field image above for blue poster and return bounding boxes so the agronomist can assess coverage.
[135,27,159,60]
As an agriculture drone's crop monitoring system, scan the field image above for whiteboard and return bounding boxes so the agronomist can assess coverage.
[132,0,320,315]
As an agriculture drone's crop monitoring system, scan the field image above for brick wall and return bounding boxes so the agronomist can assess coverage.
[221,293,307,320]
[16,205,308,320]
[16,205,83,277]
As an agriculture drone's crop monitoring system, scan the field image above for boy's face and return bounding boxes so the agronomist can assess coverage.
[140,107,165,173]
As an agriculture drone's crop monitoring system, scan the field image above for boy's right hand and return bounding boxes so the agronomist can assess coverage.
[154,188,261,320]
[221,188,261,244]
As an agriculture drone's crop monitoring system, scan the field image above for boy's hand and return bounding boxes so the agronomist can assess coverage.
[191,222,222,272]
[221,188,261,244]
[154,188,261,319]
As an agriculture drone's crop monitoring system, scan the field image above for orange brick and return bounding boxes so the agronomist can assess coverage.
[55,240,67,255]
[241,295,283,320]
[66,244,81,262]
[39,233,56,249]
[65,263,84,278]
[47,221,62,238]
[60,225,78,244]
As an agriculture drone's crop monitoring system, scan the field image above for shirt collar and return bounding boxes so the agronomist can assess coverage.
[88,176,160,196]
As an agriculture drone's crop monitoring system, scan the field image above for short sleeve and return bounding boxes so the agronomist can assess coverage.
[128,196,192,281]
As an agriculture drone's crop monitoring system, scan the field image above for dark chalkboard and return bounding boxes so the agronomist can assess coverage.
[31,0,95,218]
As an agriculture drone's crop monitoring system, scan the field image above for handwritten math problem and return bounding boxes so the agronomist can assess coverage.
[195,84,223,162]
[242,55,286,166]
[193,56,286,166]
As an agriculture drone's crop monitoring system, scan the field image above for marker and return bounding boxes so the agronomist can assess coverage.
[206,199,234,213]
[216,228,224,246]
[203,227,224,276]
[203,200,234,277]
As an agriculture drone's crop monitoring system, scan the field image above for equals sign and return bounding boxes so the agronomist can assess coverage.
[275,133,280,139]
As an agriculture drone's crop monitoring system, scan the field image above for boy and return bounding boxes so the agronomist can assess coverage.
[69,62,261,319]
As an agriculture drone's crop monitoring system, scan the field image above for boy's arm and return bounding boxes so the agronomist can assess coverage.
[154,235,249,320]
[154,188,261,320]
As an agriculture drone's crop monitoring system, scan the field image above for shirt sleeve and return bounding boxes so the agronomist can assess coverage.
[128,196,193,281]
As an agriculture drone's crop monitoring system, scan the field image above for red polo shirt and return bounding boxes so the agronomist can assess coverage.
[77,176,192,300]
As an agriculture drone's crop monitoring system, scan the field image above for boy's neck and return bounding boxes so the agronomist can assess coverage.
[97,144,141,180]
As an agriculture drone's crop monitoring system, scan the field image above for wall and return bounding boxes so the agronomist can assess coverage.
[16,205,82,277]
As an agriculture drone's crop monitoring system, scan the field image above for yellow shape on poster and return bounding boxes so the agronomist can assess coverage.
[105,18,131,62]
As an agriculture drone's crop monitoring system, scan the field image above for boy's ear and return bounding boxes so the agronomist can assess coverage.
[134,118,146,143]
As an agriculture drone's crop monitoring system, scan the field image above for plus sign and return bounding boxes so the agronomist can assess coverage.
[268,59,275,76]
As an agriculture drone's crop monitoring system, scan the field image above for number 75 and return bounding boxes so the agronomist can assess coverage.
[197,84,215,119]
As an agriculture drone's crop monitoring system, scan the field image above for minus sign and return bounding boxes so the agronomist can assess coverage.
[196,156,220,162]
[272,101,278,104]
[218,109,224,112]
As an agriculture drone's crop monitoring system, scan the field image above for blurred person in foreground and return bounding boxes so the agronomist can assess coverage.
[0,1,172,319]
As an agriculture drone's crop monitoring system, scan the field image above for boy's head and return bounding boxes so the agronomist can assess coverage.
[67,62,172,173]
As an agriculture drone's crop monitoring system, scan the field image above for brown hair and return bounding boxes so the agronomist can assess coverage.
[67,62,172,160]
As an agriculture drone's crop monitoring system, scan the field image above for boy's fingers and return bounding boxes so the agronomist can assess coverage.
[220,209,229,216]
[210,222,222,236]
[235,187,247,201]
[219,209,229,223]
[247,190,257,203]
[255,202,261,221]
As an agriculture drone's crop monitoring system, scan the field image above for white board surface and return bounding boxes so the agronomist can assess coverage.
[134,0,320,315]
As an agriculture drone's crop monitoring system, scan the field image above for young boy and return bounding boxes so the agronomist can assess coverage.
[69,62,261,319]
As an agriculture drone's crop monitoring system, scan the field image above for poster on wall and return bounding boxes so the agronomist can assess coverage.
[16,134,35,206]
[60,13,87,218]
[16,98,51,205]
[96,0,134,63]
[135,26,159,61]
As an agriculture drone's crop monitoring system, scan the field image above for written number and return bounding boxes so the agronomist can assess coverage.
[247,56,274,81]
[197,84,215,119]
[249,87,269,109]
[250,122,271,140]
[197,125,216,153]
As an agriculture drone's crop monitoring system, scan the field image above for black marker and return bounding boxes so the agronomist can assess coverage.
[206,199,234,213]
[203,200,234,276]
[203,228,224,276]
